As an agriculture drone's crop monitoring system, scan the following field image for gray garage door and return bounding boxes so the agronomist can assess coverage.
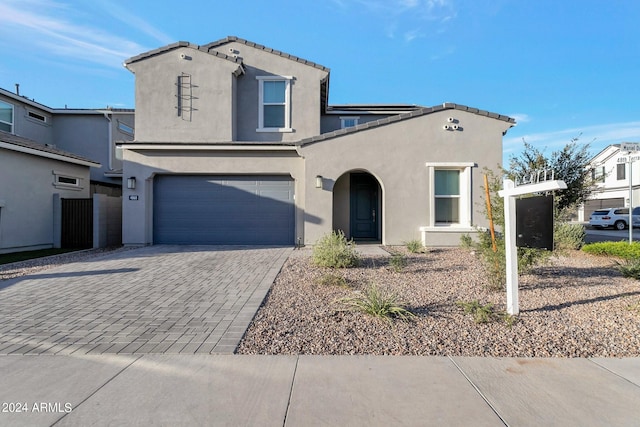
[153,175,295,245]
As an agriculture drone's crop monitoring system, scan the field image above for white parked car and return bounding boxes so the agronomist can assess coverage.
[589,207,640,230]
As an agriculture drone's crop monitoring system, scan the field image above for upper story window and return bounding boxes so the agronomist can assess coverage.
[256,76,292,132]
[0,100,14,133]
[117,120,134,137]
[340,116,360,129]
[591,166,605,183]
[27,110,47,123]
[617,163,626,180]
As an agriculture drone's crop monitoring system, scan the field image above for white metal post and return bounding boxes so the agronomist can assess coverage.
[503,179,519,315]
[630,160,633,244]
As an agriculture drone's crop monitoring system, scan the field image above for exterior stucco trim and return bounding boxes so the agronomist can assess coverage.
[119,143,298,151]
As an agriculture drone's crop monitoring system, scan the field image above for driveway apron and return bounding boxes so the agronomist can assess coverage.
[0,246,292,355]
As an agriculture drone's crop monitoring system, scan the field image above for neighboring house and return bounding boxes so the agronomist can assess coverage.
[120,36,515,247]
[0,87,134,253]
[0,87,135,195]
[0,131,99,253]
[579,144,640,221]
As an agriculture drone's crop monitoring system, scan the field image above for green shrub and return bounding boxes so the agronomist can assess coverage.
[319,272,348,287]
[554,222,586,250]
[456,300,515,326]
[338,284,415,322]
[405,239,424,254]
[470,230,550,291]
[582,241,640,259]
[312,231,359,268]
[389,253,407,272]
[459,233,474,249]
[616,259,640,280]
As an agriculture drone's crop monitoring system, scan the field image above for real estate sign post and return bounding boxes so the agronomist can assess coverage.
[499,177,567,315]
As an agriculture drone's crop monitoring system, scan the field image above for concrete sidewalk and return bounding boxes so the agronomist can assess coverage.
[1,355,638,426]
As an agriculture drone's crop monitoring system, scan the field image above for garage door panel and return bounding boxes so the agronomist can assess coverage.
[153,175,294,245]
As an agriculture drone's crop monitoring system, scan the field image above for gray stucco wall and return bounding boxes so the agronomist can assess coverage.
[127,47,239,143]
[0,94,54,145]
[0,149,91,253]
[53,113,133,187]
[301,109,510,246]
[210,41,329,143]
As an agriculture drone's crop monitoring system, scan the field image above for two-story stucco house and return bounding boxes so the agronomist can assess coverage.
[120,36,515,247]
[0,87,134,253]
[578,144,640,221]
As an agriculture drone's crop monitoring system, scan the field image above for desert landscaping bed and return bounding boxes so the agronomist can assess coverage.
[237,247,640,357]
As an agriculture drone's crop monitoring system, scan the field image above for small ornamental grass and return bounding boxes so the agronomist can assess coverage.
[628,301,640,314]
[405,239,425,254]
[616,258,640,280]
[318,272,348,287]
[337,284,415,323]
[389,252,407,272]
[312,231,359,268]
[456,300,515,327]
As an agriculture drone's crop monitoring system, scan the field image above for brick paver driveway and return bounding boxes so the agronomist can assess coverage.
[0,246,291,355]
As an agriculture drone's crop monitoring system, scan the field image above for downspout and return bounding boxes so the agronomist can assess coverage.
[102,111,113,171]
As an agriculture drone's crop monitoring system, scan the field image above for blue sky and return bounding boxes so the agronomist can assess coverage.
[1,0,639,164]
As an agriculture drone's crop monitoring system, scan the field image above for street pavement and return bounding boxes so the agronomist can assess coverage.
[0,245,639,426]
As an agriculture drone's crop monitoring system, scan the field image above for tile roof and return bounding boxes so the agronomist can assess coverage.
[201,36,330,73]
[0,131,100,166]
[124,41,244,75]
[298,103,515,146]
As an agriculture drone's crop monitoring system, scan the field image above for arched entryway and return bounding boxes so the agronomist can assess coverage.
[333,170,383,242]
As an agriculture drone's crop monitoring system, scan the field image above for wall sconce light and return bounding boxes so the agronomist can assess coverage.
[315,175,323,188]
[127,177,136,190]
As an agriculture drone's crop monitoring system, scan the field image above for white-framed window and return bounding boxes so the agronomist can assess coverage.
[617,163,626,180]
[256,76,292,132]
[340,116,360,128]
[117,120,134,137]
[53,170,83,190]
[591,166,605,183]
[425,162,474,228]
[26,109,48,124]
[0,100,14,133]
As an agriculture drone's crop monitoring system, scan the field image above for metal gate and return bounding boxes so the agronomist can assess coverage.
[61,198,93,248]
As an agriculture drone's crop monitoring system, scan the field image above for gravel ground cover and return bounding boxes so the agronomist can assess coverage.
[237,247,640,357]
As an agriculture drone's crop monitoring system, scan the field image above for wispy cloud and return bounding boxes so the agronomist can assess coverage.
[509,113,531,124]
[97,0,173,45]
[504,121,640,158]
[336,0,457,43]
[0,0,158,68]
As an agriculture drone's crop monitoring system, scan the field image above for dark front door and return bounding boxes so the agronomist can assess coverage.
[350,173,380,240]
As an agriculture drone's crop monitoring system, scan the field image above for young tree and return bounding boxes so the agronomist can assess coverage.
[507,136,596,215]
